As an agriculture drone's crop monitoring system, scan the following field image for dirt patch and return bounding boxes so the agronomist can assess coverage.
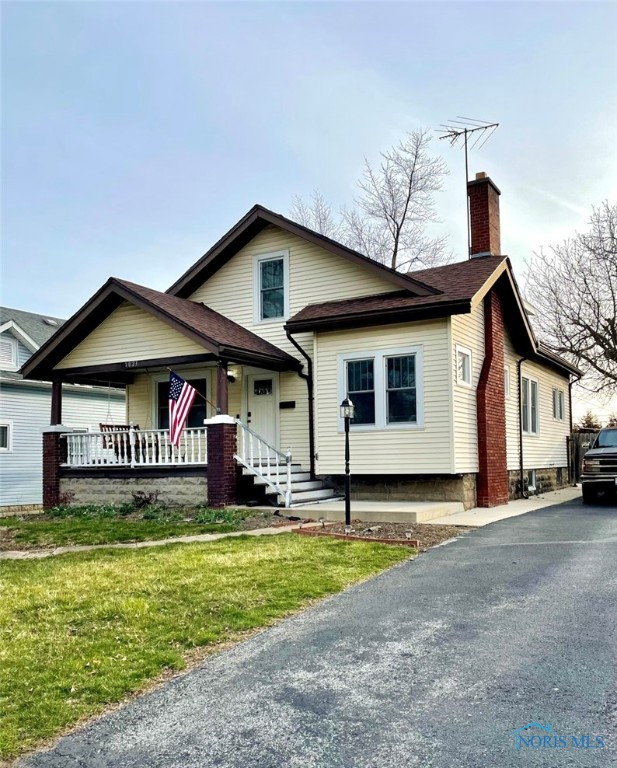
[312,521,474,549]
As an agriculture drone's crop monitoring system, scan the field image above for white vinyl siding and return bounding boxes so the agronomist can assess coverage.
[0,383,125,506]
[521,361,570,469]
[503,327,570,472]
[54,303,205,369]
[315,320,451,475]
[450,305,484,473]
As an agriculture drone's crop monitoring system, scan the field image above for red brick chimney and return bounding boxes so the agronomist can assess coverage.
[468,172,501,257]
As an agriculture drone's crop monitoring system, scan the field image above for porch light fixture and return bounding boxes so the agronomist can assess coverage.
[340,396,354,529]
[226,369,237,384]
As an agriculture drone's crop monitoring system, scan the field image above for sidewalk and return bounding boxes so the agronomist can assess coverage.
[0,521,317,560]
[422,486,582,527]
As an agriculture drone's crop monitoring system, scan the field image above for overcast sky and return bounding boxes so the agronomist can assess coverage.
[2,1,616,418]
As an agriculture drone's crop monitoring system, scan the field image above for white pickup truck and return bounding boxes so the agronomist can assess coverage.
[581,427,617,504]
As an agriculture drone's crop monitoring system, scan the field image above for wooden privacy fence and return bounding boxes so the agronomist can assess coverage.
[568,430,600,483]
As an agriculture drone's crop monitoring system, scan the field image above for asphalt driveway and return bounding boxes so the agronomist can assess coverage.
[20,495,617,767]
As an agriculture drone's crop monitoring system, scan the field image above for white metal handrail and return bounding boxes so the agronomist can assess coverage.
[62,426,208,468]
[234,419,292,507]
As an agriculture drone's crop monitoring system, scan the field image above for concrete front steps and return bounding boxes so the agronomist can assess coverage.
[241,463,342,506]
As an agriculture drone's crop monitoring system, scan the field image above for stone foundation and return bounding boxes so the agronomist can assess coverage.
[60,474,207,508]
[324,473,477,510]
[508,467,568,500]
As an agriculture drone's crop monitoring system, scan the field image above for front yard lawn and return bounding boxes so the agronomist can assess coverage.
[0,504,281,550]
[0,534,410,759]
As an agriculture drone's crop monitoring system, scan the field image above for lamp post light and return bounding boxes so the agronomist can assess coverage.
[340,396,355,530]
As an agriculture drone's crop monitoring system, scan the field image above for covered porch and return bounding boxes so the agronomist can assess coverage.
[21,277,309,508]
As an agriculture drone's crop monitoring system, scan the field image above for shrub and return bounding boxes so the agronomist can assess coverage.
[131,490,160,509]
[141,505,181,522]
[195,508,247,526]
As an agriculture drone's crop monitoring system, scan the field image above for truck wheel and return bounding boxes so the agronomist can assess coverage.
[582,484,597,505]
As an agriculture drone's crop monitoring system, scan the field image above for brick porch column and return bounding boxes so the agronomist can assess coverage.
[204,415,238,507]
[42,425,70,510]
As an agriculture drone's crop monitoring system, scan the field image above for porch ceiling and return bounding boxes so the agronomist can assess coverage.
[20,278,301,383]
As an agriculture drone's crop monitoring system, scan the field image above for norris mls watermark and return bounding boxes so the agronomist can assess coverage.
[512,722,605,750]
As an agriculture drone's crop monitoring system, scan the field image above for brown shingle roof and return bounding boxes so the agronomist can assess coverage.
[286,255,506,330]
[113,279,297,365]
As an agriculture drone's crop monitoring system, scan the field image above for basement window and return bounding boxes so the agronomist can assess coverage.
[527,469,537,493]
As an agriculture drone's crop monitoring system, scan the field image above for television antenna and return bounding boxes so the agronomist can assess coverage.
[437,117,499,257]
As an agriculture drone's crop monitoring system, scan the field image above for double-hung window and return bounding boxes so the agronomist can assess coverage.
[521,376,539,435]
[346,359,375,425]
[456,346,472,386]
[0,422,12,452]
[254,251,289,321]
[552,388,565,421]
[340,347,423,429]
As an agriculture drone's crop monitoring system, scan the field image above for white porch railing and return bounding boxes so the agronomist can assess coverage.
[63,426,208,468]
[234,419,292,508]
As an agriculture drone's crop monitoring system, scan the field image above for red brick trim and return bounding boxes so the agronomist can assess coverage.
[42,429,67,510]
[206,421,237,507]
[476,290,509,507]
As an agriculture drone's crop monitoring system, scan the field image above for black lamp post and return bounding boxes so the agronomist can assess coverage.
[340,396,355,529]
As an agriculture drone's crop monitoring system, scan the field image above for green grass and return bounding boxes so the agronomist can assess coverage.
[0,505,261,549]
[0,535,410,759]
[0,517,237,547]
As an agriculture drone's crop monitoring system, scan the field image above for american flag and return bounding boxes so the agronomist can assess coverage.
[168,372,197,447]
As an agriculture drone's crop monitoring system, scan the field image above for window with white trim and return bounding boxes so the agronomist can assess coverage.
[456,346,472,386]
[521,376,539,435]
[339,347,423,429]
[504,366,510,397]
[0,337,17,369]
[552,388,565,421]
[254,251,289,322]
[0,422,12,451]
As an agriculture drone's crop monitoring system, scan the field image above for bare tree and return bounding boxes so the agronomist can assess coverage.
[526,201,617,396]
[290,129,449,271]
[576,410,603,431]
[290,191,341,239]
[606,413,617,428]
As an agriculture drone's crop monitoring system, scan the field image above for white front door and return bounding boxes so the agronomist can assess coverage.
[246,373,278,448]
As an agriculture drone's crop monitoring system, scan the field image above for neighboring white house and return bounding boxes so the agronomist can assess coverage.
[0,307,125,508]
[21,173,579,510]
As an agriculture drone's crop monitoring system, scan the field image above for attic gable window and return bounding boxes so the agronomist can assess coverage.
[254,250,289,322]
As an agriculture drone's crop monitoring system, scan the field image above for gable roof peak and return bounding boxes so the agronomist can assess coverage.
[166,204,440,299]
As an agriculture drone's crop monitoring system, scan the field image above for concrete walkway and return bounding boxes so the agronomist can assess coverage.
[423,486,582,526]
[0,522,314,560]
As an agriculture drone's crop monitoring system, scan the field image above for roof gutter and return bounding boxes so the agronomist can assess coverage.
[285,330,316,479]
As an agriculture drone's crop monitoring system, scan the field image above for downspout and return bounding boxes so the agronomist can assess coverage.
[285,330,316,479]
[517,357,529,499]
[568,373,582,485]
